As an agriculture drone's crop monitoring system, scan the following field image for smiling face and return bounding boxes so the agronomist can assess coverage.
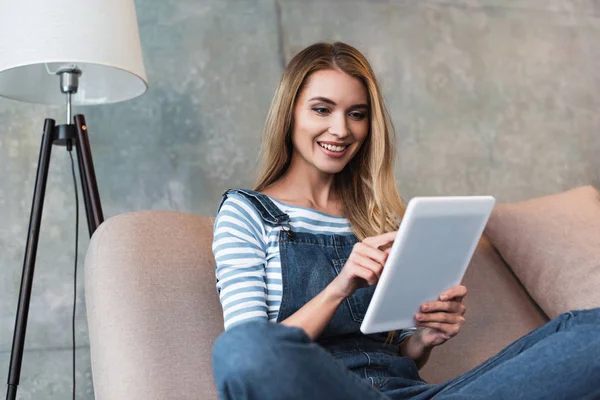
[289,68,370,176]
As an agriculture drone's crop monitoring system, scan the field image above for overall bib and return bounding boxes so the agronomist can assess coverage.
[217,188,426,393]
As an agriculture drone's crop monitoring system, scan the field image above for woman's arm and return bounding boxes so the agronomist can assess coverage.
[213,195,270,330]
[280,286,345,341]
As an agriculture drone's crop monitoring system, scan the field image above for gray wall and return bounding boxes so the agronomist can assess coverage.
[1,0,599,398]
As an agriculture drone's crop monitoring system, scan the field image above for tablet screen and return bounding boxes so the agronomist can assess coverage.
[360,196,495,334]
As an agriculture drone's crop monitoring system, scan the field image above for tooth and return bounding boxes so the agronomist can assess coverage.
[319,142,346,152]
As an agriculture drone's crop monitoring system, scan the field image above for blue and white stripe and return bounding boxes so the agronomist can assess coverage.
[212,192,354,330]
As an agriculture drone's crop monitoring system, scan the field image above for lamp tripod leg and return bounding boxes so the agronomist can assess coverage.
[6,119,56,400]
[74,115,104,234]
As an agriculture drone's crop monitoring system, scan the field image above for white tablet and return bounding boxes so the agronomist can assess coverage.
[360,196,495,334]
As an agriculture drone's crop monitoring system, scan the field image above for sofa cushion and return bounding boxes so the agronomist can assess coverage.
[484,185,600,318]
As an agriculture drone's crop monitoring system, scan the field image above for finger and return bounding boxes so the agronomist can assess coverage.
[440,285,468,301]
[416,321,462,337]
[350,254,384,281]
[362,231,397,249]
[352,263,382,286]
[352,242,388,266]
[421,301,465,314]
[415,312,465,325]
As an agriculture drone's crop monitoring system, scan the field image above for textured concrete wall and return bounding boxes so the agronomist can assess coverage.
[1,0,599,398]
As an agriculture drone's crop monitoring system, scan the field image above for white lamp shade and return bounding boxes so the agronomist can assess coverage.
[0,0,148,105]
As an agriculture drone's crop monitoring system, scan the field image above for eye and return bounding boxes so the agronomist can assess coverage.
[349,111,366,120]
[312,107,330,116]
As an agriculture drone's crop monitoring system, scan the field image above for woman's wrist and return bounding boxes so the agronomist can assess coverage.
[324,281,350,304]
[398,331,433,367]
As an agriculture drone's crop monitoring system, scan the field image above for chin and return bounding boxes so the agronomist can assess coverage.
[314,162,347,175]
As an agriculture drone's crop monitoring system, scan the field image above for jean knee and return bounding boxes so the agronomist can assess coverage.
[213,322,269,360]
[211,321,308,383]
[213,320,306,352]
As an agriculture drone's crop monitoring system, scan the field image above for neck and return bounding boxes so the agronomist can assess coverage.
[275,155,338,208]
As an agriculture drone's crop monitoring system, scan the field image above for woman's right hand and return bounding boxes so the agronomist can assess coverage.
[327,231,397,300]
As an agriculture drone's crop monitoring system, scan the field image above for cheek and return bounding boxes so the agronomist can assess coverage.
[295,110,325,137]
[291,116,318,151]
[353,121,369,143]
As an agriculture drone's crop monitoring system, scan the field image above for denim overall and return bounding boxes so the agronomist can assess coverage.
[217,188,426,392]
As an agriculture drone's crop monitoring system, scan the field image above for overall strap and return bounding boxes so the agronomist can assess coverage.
[217,188,293,236]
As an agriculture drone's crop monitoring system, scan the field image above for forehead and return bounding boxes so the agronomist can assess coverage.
[300,69,368,104]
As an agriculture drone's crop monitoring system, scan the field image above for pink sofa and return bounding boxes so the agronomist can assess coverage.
[84,185,600,399]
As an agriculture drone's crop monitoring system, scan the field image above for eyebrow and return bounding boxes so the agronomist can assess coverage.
[308,96,368,109]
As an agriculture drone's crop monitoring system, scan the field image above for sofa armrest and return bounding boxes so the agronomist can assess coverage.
[84,211,222,400]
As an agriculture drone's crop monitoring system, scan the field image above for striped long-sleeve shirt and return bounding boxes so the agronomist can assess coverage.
[212,191,355,331]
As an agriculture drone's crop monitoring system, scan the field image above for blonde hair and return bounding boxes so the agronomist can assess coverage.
[253,42,406,344]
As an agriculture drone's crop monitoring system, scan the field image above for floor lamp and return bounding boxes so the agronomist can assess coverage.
[0,1,148,399]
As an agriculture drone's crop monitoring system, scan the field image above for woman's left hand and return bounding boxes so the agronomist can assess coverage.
[413,285,467,348]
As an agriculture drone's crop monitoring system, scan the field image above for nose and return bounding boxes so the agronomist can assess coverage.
[328,113,349,138]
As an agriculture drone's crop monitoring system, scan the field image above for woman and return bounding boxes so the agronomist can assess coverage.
[211,42,600,400]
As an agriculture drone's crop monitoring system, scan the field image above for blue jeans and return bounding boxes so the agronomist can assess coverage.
[212,308,600,400]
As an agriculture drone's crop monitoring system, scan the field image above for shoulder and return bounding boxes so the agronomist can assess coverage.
[214,189,267,239]
[218,189,254,211]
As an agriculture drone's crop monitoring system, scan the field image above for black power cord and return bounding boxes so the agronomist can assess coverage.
[67,142,79,400]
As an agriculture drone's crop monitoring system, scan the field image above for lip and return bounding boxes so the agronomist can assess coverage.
[317,142,349,158]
